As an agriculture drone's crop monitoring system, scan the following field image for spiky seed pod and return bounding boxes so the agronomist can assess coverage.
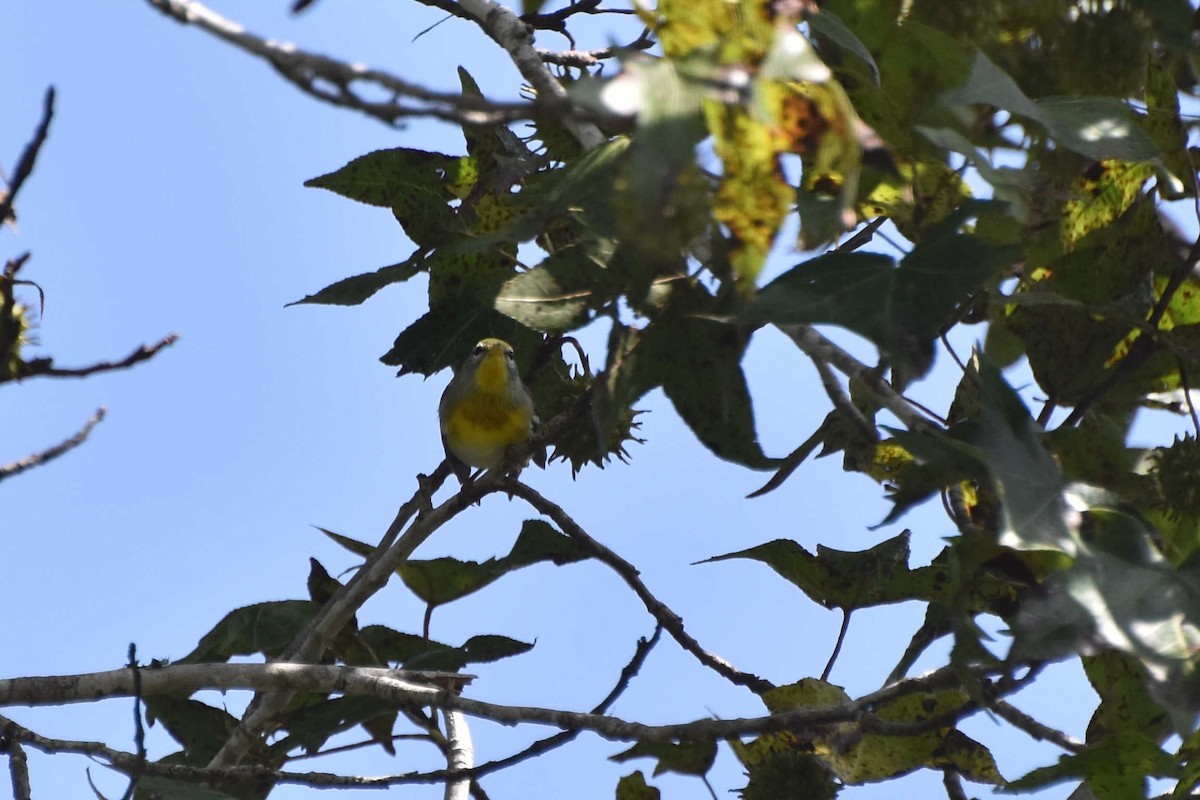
[1152,434,1200,521]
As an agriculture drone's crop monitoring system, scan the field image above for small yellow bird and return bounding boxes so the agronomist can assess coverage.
[438,338,537,483]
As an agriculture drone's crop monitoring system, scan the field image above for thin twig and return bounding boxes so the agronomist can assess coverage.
[535,29,654,68]
[444,626,663,780]
[143,0,556,128]
[942,768,968,800]
[990,699,1084,753]
[781,324,939,432]
[455,0,605,149]
[835,216,886,253]
[207,467,499,767]
[18,334,179,380]
[0,87,55,231]
[821,610,852,682]
[505,478,775,694]
[0,406,106,483]
[117,644,148,800]
[811,356,876,441]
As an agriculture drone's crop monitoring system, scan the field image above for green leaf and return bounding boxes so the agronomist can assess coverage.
[305,148,463,246]
[304,148,460,208]
[358,625,439,665]
[179,600,319,663]
[633,313,775,469]
[967,357,1074,554]
[1060,161,1155,252]
[402,634,534,671]
[1084,650,1170,741]
[317,527,374,559]
[399,557,501,606]
[135,775,243,800]
[379,305,540,377]
[701,532,942,610]
[357,626,533,670]
[750,218,1016,381]
[809,10,881,85]
[274,695,393,755]
[610,740,718,777]
[322,521,586,608]
[1007,733,1176,798]
[289,257,424,307]
[881,357,1074,547]
[615,771,661,800]
[1012,486,1200,728]
[495,240,615,333]
[944,50,1162,162]
[142,696,241,766]
[827,690,992,784]
[504,519,590,568]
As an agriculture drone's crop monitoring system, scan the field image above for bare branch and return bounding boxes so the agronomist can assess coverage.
[505,478,775,694]
[444,710,473,800]
[942,768,968,800]
[455,0,604,149]
[990,699,1085,753]
[0,87,55,232]
[0,728,31,800]
[16,333,179,380]
[207,466,500,767]
[536,29,654,68]
[0,406,106,483]
[0,660,1009,746]
[143,0,546,128]
[781,324,938,432]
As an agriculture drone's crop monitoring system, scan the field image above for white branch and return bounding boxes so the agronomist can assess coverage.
[443,710,474,800]
[0,660,995,742]
[143,0,550,127]
[456,0,605,150]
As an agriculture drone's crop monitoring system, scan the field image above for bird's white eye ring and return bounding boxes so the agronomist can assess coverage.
[505,349,516,361]
[473,344,487,357]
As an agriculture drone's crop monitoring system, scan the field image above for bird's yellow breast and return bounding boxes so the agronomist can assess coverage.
[442,349,533,468]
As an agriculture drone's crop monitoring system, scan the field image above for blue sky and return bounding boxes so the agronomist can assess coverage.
[2,2,1180,798]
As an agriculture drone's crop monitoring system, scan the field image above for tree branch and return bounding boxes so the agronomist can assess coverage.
[505,478,775,694]
[444,709,473,800]
[0,660,1008,747]
[0,406,105,483]
[535,28,654,69]
[0,728,30,800]
[206,466,501,767]
[0,87,55,231]
[990,699,1084,753]
[143,0,551,128]
[781,324,938,432]
[16,334,179,380]
[455,0,604,149]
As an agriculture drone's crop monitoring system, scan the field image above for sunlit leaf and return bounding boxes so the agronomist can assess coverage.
[944,51,1162,163]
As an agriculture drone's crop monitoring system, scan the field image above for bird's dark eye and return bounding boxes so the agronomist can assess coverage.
[473,344,487,357]
[505,349,515,362]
